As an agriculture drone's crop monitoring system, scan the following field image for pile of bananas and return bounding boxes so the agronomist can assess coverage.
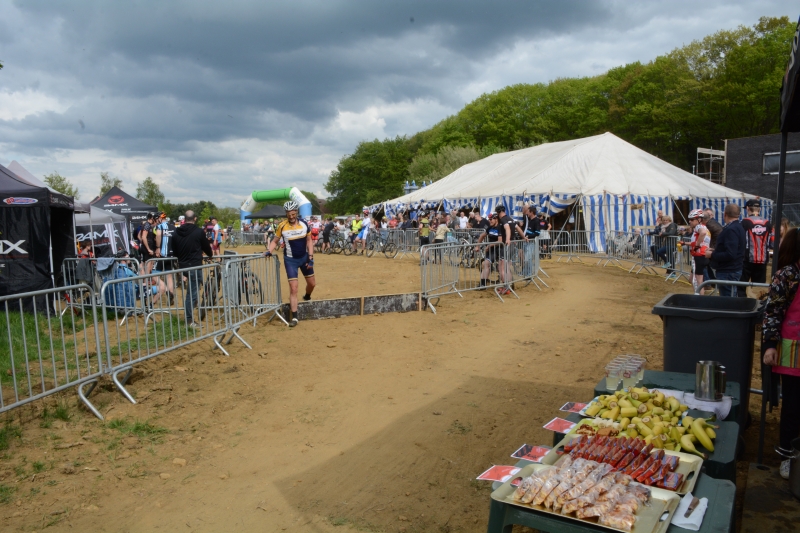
[582,388,717,457]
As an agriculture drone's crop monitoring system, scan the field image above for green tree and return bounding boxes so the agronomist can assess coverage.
[324,136,412,214]
[99,172,123,196]
[43,172,79,198]
[135,177,166,210]
[408,145,505,185]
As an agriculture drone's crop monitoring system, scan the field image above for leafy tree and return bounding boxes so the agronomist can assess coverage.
[135,177,166,210]
[99,172,123,195]
[408,145,505,185]
[324,136,412,213]
[43,172,79,198]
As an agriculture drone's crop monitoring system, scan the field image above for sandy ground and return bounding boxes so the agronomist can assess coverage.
[0,256,778,532]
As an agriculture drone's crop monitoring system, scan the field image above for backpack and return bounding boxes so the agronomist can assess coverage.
[103,264,137,309]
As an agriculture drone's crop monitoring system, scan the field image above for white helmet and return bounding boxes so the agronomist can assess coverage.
[688,209,704,220]
[283,201,299,211]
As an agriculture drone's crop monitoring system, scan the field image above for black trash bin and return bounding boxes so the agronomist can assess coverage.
[652,294,764,428]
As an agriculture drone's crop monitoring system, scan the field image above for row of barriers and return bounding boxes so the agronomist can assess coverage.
[0,254,284,419]
[420,239,548,313]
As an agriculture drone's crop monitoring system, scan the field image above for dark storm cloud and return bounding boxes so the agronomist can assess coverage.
[0,0,796,204]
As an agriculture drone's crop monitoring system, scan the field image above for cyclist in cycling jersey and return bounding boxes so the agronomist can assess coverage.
[264,201,315,327]
[355,209,372,255]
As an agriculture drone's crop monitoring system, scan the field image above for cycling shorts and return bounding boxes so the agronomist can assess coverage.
[358,228,370,240]
[283,254,314,281]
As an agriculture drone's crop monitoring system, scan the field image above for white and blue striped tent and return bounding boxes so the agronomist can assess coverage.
[380,133,770,251]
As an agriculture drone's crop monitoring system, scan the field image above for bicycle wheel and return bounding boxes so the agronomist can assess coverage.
[332,240,342,254]
[198,273,220,321]
[343,241,353,256]
[241,274,264,311]
[383,242,397,259]
[366,240,375,257]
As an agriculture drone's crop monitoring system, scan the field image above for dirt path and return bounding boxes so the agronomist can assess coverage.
[2,260,757,533]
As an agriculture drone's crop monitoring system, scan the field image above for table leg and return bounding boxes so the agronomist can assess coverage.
[486,499,513,533]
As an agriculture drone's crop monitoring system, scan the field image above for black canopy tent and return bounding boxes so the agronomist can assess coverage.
[0,163,75,296]
[91,186,156,235]
[244,204,286,219]
[757,16,800,464]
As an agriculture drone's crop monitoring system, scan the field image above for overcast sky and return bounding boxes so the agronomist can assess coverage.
[0,1,796,206]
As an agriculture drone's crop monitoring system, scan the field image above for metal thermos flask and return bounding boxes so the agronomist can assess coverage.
[695,361,726,402]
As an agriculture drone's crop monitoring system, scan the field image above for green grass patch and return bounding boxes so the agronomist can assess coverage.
[107,418,168,443]
[0,424,21,451]
[0,483,16,504]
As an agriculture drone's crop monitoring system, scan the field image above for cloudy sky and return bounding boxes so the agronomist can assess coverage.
[0,1,796,206]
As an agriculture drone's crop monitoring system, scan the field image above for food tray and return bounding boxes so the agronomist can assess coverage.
[543,430,702,496]
[491,463,680,533]
[578,396,602,417]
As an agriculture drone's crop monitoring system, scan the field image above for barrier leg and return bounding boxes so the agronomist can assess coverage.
[112,367,137,404]
[78,380,104,420]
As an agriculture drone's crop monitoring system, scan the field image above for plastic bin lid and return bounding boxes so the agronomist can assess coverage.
[652,293,764,319]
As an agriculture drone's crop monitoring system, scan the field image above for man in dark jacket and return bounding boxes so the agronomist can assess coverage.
[705,204,745,297]
[172,210,213,327]
[702,209,724,281]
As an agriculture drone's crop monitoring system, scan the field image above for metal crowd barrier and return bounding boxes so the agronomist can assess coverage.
[562,230,608,263]
[0,285,105,419]
[506,239,548,290]
[223,254,287,349]
[420,239,548,313]
[603,231,644,271]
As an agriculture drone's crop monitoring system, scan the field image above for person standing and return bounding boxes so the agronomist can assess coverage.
[321,217,335,253]
[496,205,517,294]
[154,212,177,301]
[739,199,772,297]
[419,212,430,247]
[172,210,213,328]
[265,201,315,327]
[139,213,158,274]
[687,209,710,294]
[705,204,745,297]
[211,217,222,256]
[458,210,468,229]
[475,214,505,289]
[762,227,800,479]
[472,211,489,232]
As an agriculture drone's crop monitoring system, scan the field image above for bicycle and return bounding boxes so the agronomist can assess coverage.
[365,230,398,259]
[328,231,347,254]
[224,232,239,248]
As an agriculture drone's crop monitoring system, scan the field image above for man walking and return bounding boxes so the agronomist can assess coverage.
[702,209,724,281]
[739,199,772,296]
[705,204,745,297]
[172,210,213,328]
[265,201,315,327]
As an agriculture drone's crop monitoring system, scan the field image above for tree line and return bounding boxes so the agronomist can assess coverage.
[324,16,795,214]
[43,171,320,228]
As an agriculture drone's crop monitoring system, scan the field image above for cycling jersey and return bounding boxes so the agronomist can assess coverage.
[690,223,710,257]
[742,217,770,264]
[275,218,311,258]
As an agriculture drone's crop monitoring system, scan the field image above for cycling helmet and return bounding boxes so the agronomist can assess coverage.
[283,201,299,211]
[688,209,704,220]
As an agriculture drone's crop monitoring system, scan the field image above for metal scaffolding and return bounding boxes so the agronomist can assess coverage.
[696,147,726,184]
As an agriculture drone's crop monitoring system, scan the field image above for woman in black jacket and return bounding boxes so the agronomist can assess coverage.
[649,216,678,267]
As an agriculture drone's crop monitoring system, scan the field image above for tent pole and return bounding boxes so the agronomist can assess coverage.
[758,130,788,465]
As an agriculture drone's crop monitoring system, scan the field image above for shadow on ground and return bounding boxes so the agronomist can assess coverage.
[277,375,588,533]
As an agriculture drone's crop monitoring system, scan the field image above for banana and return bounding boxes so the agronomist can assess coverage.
[645,401,657,412]
[618,398,633,408]
[653,391,665,406]
[636,422,653,437]
[651,415,662,424]
[651,407,665,416]
[637,403,649,414]
[629,398,642,408]
[652,424,665,436]
[692,419,715,452]
[683,416,695,428]
[601,406,620,420]
[620,407,638,418]
[652,435,664,448]
[627,424,638,439]
[681,435,707,459]
[676,426,687,435]
[615,390,627,398]
[631,417,642,425]
[665,442,676,451]
[608,401,619,409]
[585,403,602,417]
[705,427,717,439]
[644,434,654,445]
[679,404,689,412]
[670,427,682,442]
[636,421,653,437]
[641,416,654,429]
[667,396,680,412]
[631,391,651,401]
[619,417,631,429]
